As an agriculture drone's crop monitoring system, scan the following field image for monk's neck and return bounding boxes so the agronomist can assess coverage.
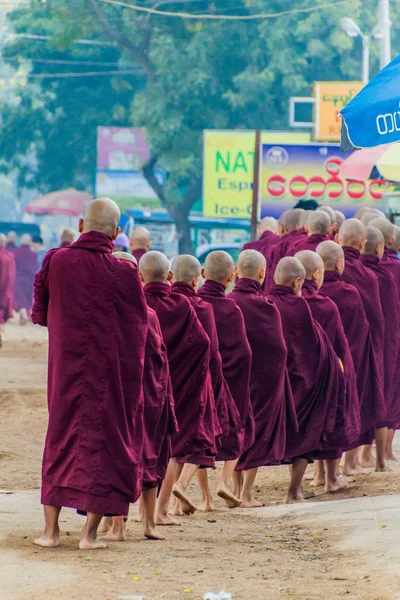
[361,253,379,266]
[322,270,340,282]
[234,278,261,294]
[343,246,361,259]
[302,279,318,295]
[144,281,171,296]
[171,281,196,297]
[269,283,296,296]
[200,279,226,297]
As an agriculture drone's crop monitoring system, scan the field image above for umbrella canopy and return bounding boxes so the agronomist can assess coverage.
[341,143,400,182]
[341,54,400,150]
[25,189,92,216]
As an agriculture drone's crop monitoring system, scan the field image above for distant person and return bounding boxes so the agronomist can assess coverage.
[32,235,47,269]
[59,228,76,248]
[32,198,148,550]
[113,232,130,253]
[130,226,152,263]
[0,233,16,344]
[6,231,17,251]
[294,211,331,253]
[14,234,38,325]
[242,217,279,252]
[335,210,346,233]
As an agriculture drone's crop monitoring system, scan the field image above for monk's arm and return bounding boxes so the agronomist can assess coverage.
[31,250,56,327]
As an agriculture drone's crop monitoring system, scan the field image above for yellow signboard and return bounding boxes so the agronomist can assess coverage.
[313,81,364,142]
[203,130,311,219]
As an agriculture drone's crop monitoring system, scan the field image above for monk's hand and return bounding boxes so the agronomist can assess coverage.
[338,359,344,373]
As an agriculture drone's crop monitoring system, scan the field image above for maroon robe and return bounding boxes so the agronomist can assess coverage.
[242,230,280,254]
[385,248,400,262]
[6,241,16,252]
[268,284,343,460]
[340,247,385,434]
[285,228,308,255]
[319,271,385,445]
[361,254,400,429]
[32,231,148,516]
[382,248,400,428]
[132,248,147,263]
[264,230,302,293]
[229,278,297,469]
[144,282,217,461]
[0,247,15,324]
[293,233,329,253]
[142,307,178,490]
[59,241,72,249]
[198,280,254,461]
[14,245,38,311]
[301,280,360,455]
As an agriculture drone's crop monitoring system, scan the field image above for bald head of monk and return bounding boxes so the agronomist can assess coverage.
[20,233,32,246]
[318,206,336,226]
[139,250,171,285]
[316,240,345,275]
[295,250,325,290]
[0,233,7,247]
[202,250,235,288]
[354,206,371,220]
[362,226,385,260]
[258,216,278,236]
[172,254,202,290]
[389,225,400,253]
[369,217,394,247]
[306,210,331,236]
[335,211,346,231]
[337,218,367,252]
[61,228,75,244]
[113,251,138,265]
[130,226,152,251]
[7,231,17,244]
[274,256,306,296]
[80,197,120,240]
[236,249,266,284]
[285,208,305,233]
[278,210,289,237]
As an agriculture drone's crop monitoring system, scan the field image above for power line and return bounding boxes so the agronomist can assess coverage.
[7,33,116,46]
[97,0,349,20]
[8,57,128,66]
[0,69,139,79]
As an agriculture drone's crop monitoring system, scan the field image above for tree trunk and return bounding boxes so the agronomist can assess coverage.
[169,203,193,254]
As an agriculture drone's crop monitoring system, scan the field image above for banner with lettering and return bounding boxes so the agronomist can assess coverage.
[260,144,387,218]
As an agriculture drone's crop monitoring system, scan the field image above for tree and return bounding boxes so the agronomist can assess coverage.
[3,0,400,251]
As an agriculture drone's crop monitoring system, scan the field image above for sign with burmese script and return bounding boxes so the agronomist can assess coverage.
[260,144,387,218]
[314,82,364,142]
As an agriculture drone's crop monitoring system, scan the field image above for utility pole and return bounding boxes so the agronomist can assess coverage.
[379,0,391,69]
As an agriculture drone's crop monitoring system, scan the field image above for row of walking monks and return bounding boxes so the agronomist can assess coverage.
[30,198,400,549]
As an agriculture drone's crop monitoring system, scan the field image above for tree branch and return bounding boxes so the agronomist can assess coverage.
[142,154,168,208]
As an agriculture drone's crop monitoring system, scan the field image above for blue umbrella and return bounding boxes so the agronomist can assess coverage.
[341,54,400,151]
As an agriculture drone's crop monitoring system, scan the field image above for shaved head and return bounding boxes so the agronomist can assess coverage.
[130,226,152,250]
[274,256,306,287]
[390,225,400,252]
[307,210,330,235]
[318,206,336,225]
[295,250,324,280]
[113,251,137,265]
[20,234,32,246]
[204,251,234,285]
[369,217,394,246]
[7,231,17,243]
[140,250,170,284]
[335,211,346,228]
[82,198,120,237]
[285,209,305,232]
[237,249,266,281]
[316,240,344,270]
[338,218,366,249]
[172,254,201,283]
[0,233,7,247]
[61,228,75,243]
[259,217,278,234]
[360,211,381,225]
[354,206,373,220]
[363,226,385,256]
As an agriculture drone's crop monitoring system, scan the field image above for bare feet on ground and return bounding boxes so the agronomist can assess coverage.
[198,500,214,512]
[239,498,265,508]
[311,477,325,488]
[34,533,60,549]
[143,526,165,541]
[343,464,365,476]
[172,483,197,515]
[360,457,375,469]
[325,475,348,493]
[155,513,181,526]
[216,484,241,509]
[101,529,126,542]
[79,539,107,550]
[285,492,306,505]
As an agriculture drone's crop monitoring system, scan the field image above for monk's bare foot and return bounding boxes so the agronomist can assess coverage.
[386,454,398,462]
[360,457,375,469]
[98,517,113,535]
[155,514,181,526]
[34,534,60,548]
[325,475,348,493]
[375,464,391,473]
[217,484,241,509]
[171,504,184,517]
[285,492,306,504]
[144,526,165,541]
[172,484,197,515]
[101,529,126,542]
[79,539,107,550]
[304,471,315,481]
[311,477,325,488]
[343,464,365,476]
[239,498,265,508]
[198,500,214,512]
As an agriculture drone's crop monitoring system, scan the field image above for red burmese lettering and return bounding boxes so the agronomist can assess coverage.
[325,156,342,177]
[289,175,309,198]
[369,179,386,200]
[326,176,344,199]
[267,174,286,197]
[347,180,366,200]
[308,176,326,199]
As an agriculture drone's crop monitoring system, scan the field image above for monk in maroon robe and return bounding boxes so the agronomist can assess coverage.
[198,251,253,508]
[269,257,343,503]
[294,211,330,253]
[14,234,38,324]
[140,251,216,523]
[6,231,17,252]
[264,209,306,291]
[335,210,346,233]
[230,250,297,507]
[337,219,386,470]
[130,226,151,263]
[360,227,400,471]
[32,198,148,550]
[295,250,360,492]
[316,240,384,475]
[387,225,400,261]
[171,254,239,512]
[0,233,16,344]
[59,228,75,248]
[242,217,279,253]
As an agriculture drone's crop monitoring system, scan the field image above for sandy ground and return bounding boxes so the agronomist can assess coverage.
[1,322,400,600]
